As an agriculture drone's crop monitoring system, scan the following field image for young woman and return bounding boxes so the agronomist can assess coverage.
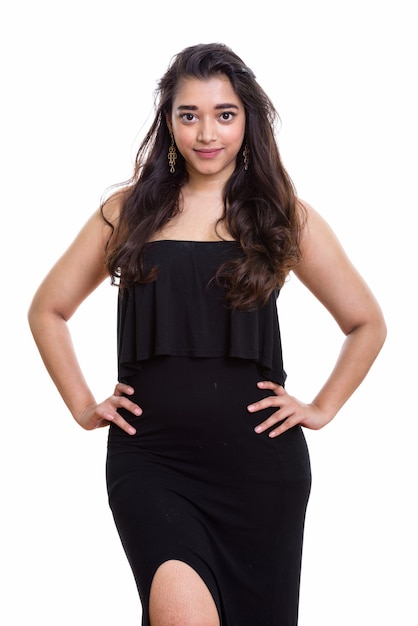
[28,43,386,626]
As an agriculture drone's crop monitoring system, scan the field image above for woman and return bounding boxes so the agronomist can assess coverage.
[28,43,386,625]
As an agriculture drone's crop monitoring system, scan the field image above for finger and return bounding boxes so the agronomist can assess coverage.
[256,381,285,393]
[254,411,299,437]
[253,411,284,433]
[247,396,281,414]
[268,416,299,438]
[103,411,137,435]
[249,380,288,414]
[114,382,135,397]
[115,395,143,417]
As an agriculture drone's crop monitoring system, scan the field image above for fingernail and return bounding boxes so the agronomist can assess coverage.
[254,426,262,433]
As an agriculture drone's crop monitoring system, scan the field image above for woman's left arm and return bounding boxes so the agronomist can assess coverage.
[248,200,387,437]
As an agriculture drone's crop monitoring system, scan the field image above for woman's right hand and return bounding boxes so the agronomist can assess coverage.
[76,383,142,435]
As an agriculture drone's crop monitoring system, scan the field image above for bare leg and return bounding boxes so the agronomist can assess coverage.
[149,559,220,626]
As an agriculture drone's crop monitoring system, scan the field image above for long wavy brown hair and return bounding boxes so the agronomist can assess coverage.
[102,42,304,310]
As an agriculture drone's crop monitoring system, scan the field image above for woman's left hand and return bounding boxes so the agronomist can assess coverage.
[247,380,332,438]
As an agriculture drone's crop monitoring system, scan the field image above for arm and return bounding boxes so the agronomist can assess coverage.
[248,200,387,436]
[28,200,142,434]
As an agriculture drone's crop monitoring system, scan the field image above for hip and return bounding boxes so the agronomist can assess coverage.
[107,356,311,482]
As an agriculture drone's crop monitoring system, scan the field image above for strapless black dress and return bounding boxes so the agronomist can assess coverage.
[106,241,311,625]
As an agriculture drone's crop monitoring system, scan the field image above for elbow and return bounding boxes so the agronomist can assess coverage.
[27,299,36,333]
[27,296,61,339]
[344,306,387,357]
[376,312,388,351]
[359,309,387,358]
[371,299,388,350]
[27,298,42,338]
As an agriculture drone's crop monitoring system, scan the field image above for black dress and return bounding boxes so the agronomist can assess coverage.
[106,241,311,625]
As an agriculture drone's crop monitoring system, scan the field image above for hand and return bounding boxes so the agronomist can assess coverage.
[247,380,331,438]
[76,382,142,435]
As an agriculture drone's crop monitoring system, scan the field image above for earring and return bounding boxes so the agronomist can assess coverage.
[243,144,249,171]
[168,132,177,173]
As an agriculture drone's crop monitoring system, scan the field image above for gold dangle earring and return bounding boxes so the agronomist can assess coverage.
[168,132,177,174]
[243,144,249,171]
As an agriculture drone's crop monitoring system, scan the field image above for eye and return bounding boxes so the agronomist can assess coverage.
[219,111,235,122]
[180,113,197,122]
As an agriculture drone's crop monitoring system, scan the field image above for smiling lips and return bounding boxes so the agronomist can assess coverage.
[194,148,223,159]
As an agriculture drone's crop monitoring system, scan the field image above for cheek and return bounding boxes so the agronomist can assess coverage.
[227,128,246,151]
[173,128,195,150]
[223,121,245,144]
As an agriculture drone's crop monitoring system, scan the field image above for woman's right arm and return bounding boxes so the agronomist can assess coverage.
[28,203,142,434]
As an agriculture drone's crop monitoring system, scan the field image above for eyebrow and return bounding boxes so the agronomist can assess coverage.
[176,103,240,112]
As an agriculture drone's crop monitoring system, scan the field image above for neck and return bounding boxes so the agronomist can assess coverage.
[180,179,226,208]
[183,163,233,195]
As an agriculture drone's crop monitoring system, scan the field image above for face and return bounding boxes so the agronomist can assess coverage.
[168,74,246,181]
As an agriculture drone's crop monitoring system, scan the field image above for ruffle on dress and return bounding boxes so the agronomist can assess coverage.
[117,240,286,386]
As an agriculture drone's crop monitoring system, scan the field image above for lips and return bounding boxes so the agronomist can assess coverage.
[194,148,223,159]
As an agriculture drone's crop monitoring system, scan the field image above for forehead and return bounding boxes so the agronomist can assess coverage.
[173,74,242,107]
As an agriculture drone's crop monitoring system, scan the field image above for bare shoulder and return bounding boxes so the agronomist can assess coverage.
[67,186,130,269]
[100,186,129,225]
[295,198,351,270]
[28,189,131,320]
[297,199,336,245]
[293,198,384,333]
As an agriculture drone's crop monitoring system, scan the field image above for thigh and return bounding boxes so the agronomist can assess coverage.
[149,560,220,626]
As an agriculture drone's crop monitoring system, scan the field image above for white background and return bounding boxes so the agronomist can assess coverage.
[1,1,416,624]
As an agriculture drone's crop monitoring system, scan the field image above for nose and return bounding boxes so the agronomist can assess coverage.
[197,118,217,143]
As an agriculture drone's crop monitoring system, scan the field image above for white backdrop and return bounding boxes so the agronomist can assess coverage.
[1,1,416,624]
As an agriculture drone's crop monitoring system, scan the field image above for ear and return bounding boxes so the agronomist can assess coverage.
[165,113,172,134]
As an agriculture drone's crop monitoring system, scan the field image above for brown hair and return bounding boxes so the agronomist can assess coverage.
[102,42,304,310]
